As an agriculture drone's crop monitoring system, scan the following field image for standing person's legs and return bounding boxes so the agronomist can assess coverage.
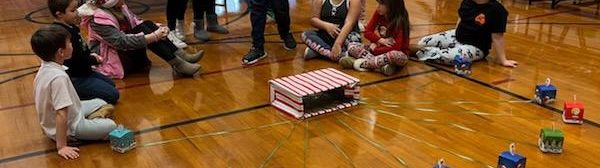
[250,0,268,51]
[166,0,189,47]
[241,0,269,65]
[205,0,229,34]
[270,0,296,50]
[166,0,188,31]
[192,0,210,41]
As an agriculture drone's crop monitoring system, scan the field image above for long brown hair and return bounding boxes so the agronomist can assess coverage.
[376,0,410,41]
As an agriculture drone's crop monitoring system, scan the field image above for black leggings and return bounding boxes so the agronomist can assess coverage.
[120,21,178,73]
[166,0,217,30]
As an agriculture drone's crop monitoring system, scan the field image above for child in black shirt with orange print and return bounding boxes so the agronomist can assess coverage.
[416,0,518,68]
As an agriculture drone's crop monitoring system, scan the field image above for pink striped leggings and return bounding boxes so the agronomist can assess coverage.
[347,42,408,69]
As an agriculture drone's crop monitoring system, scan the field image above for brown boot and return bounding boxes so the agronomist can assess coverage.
[87,104,114,119]
[168,57,202,76]
[175,49,204,63]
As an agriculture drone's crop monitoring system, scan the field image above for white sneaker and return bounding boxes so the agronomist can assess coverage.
[175,19,186,40]
[168,31,188,49]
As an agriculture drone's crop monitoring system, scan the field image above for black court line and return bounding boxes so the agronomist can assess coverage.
[414,59,600,128]
[0,70,37,85]
[0,65,39,75]
[0,68,439,164]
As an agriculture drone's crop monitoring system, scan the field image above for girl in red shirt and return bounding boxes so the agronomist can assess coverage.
[341,0,410,76]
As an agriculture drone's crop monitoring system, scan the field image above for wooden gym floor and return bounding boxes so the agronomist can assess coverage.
[0,0,599,167]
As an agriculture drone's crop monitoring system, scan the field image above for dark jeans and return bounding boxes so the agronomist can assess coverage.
[249,0,291,50]
[72,72,119,104]
[166,0,219,29]
[166,0,188,30]
[120,21,178,73]
[192,0,217,21]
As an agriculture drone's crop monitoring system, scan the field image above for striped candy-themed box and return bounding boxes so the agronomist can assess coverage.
[269,68,360,119]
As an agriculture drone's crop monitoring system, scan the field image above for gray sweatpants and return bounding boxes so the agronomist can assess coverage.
[75,98,117,140]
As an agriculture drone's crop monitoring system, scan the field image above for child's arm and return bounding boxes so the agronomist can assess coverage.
[310,0,340,37]
[455,18,461,29]
[56,108,80,160]
[492,33,518,68]
[331,0,362,58]
[90,22,166,51]
[363,12,381,43]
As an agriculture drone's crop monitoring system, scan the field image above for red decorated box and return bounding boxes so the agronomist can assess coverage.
[269,68,360,119]
[563,101,584,124]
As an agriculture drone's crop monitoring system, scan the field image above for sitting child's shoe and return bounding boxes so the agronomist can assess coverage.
[168,32,188,49]
[353,58,368,72]
[169,57,203,76]
[303,48,319,59]
[175,49,204,63]
[87,104,115,119]
[338,56,356,69]
[379,64,397,76]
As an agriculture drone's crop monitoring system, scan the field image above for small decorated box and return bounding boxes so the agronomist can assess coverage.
[534,78,556,104]
[269,68,360,119]
[538,128,564,153]
[453,55,471,76]
[109,125,136,153]
[498,143,526,168]
[563,96,584,124]
[432,158,450,168]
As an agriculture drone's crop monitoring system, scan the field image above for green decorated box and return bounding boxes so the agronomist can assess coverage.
[538,128,564,153]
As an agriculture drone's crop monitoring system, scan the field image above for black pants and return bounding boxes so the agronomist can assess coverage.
[250,0,291,50]
[121,21,178,73]
[166,0,217,30]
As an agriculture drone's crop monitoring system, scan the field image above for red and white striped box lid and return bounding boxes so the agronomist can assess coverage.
[269,68,359,97]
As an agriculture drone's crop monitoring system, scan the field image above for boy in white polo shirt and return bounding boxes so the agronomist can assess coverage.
[31,25,117,160]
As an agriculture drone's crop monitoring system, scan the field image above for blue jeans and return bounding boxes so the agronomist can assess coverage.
[72,72,120,104]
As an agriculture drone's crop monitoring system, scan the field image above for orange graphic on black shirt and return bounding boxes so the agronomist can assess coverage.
[475,13,486,25]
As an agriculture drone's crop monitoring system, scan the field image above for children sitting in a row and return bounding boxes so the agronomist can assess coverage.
[302,0,517,76]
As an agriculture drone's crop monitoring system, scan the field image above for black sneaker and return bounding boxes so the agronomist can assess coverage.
[282,33,297,50]
[242,48,267,65]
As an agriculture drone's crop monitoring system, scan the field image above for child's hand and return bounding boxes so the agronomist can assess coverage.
[325,23,341,38]
[500,59,518,68]
[377,38,394,47]
[153,27,169,40]
[58,146,80,160]
[91,53,103,63]
[331,44,342,60]
[369,43,377,51]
